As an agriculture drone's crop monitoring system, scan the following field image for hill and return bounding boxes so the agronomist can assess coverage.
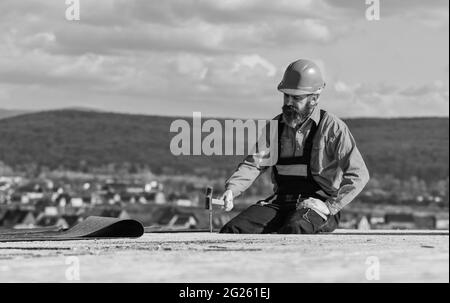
[0,110,448,181]
[0,109,29,120]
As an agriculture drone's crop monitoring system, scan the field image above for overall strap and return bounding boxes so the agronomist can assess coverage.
[276,109,326,164]
[272,109,327,196]
[304,109,326,178]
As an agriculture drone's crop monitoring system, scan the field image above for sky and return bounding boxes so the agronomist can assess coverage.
[0,0,448,119]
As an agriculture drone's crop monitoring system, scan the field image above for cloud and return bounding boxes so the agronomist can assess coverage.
[0,0,342,59]
[165,53,277,102]
[324,0,448,15]
[119,0,328,25]
[415,9,449,29]
[326,80,449,117]
[0,0,447,118]
[171,54,209,81]
[0,87,9,100]
[324,0,449,30]
[399,81,448,97]
[231,55,277,77]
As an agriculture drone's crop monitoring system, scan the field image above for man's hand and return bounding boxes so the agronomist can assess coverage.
[220,190,234,212]
[297,197,330,220]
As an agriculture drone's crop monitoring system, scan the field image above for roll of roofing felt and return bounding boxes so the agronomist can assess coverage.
[144,226,212,233]
[0,216,144,242]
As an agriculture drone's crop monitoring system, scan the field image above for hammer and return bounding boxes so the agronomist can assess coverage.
[205,187,225,232]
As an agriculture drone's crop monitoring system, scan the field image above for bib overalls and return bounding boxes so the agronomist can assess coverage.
[220,110,341,234]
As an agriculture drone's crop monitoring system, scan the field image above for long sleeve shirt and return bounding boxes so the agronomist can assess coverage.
[225,105,370,215]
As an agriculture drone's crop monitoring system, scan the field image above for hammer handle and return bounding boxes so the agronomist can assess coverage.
[211,198,225,206]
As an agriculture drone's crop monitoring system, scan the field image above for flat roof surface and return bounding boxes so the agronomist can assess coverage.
[0,230,448,282]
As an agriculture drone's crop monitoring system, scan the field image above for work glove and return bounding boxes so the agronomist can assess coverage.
[297,197,330,220]
[220,189,234,212]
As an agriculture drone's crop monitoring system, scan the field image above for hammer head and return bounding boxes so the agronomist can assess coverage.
[205,186,213,210]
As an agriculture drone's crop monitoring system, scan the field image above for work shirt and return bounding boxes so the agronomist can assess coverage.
[225,105,370,215]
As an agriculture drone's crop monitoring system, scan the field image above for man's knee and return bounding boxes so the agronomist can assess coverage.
[278,209,324,234]
[219,219,240,233]
[278,218,315,234]
[219,217,253,234]
[219,204,278,234]
[320,213,340,233]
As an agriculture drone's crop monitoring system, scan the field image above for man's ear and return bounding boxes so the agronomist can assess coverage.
[309,94,319,105]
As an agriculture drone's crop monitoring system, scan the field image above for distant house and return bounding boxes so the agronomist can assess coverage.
[100,182,141,203]
[337,211,358,229]
[62,215,82,227]
[139,205,229,229]
[435,213,450,230]
[155,207,198,229]
[54,193,71,207]
[89,193,102,205]
[144,192,166,204]
[0,209,36,228]
[35,215,69,229]
[14,183,45,203]
[369,213,385,226]
[175,199,193,207]
[384,213,416,229]
[168,215,197,229]
[125,185,145,195]
[0,192,7,204]
[0,180,11,191]
[81,195,92,204]
[145,181,163,192]
[162,213,197,229]
[70,197,84,208]
[44,206,59,216]
[100,209,130,219]
[34,198,54,213]
[436,219,449,230]
[101,182,128,194]
[357,216,371,230]
[413,214,436,230]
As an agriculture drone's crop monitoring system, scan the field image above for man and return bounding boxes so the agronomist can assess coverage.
[219,59,370,234]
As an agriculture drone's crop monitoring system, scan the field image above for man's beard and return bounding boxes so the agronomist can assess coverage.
[282,102,316,128]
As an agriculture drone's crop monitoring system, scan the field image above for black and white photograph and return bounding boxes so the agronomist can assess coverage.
[0,0,448,288]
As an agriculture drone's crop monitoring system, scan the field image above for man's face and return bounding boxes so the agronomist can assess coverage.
[282,93,317,128]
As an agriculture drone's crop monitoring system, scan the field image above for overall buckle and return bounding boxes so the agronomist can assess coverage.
[296,194,305,210]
